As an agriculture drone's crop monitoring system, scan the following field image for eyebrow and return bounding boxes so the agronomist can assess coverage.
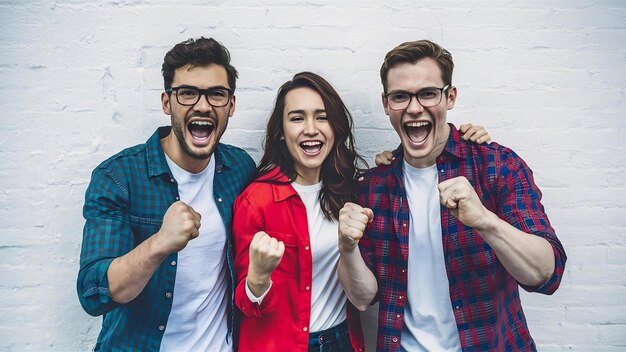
[176,84,230,90]
[387,87,439,94]
[287,109,327,115]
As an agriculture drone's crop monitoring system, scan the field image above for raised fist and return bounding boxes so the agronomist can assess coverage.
[338,202,373,253]
[248,231,285,280]
[156,201,201,253]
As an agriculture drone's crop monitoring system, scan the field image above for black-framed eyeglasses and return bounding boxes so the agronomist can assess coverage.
[385,85,450,111]
[165,86,233,107]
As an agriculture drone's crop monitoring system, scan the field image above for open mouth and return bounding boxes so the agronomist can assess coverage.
[187,120,215,144]
[299,140,323,155]
[404,121,432,144]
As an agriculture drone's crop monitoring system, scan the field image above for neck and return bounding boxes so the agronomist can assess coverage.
[404,123,450,168]
[161,134,211,174]
[294,169,321,186]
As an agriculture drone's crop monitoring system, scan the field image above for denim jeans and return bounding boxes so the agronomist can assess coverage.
[308,320,353,352]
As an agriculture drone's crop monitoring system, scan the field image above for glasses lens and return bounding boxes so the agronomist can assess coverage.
[207,88,230,107]
[417,89,442,108]
[388,92,411,110]
[176,88,200,106]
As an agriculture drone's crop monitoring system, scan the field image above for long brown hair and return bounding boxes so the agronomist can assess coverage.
[256,72,366,220]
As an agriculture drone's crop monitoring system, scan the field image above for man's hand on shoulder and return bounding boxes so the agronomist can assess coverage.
[459,123,492,144]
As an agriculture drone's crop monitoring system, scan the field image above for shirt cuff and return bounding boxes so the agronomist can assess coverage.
[245,279,272,305]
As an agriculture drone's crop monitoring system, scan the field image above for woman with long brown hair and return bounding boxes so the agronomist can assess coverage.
[232,71,489,351]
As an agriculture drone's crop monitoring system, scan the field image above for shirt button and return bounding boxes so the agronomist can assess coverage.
[217,197,223,203]
[455,306,460,309]
[304,246,310,251]
[165,292,172,299]
[398,296,403,300]
[170,178,175,183]
[440,169,444,173]
[216,166,222,173]
[396,314,400,318]
[175,196,179,201]
[158,325,165,331]
[402,223,407,227]
[171,261,177,266]
[303,327,308,332]
[392,337,398,343]
[401,269,406,273]
[305,286,310,291]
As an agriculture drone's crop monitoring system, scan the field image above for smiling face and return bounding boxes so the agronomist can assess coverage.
[383,58,456,168]
[161,63,235,173]
[282,87,335,185]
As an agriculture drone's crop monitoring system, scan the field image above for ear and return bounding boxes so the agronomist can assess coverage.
[228,95,236,118]
[161,91,171,115]
[446,86,457,110]
[381,93,390,116]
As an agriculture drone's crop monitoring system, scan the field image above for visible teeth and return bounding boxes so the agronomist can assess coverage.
[301,141,321,146]
[405,121,429,128]
[191,121,214,126]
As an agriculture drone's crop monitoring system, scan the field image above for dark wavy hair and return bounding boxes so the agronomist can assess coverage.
[161,37,238,92]
[256,72,366,220]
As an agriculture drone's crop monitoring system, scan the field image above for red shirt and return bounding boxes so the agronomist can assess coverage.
[232,167,365,352]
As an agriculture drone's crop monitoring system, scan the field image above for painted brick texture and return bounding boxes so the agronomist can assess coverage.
[0,1,624,351]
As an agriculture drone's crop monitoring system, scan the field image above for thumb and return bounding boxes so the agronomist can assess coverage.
[362,208,374,223]
[276,241,286,259]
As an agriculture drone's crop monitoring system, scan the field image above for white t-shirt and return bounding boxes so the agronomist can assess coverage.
[291,181,347,332]
[160,155,231,352]
[400,162,461,351]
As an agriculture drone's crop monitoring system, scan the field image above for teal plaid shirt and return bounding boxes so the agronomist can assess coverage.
[77,126,255,351]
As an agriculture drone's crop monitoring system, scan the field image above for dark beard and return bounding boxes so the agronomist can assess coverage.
[171,118,215,160]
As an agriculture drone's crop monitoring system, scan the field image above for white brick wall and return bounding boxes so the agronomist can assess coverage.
[1,1,624,350]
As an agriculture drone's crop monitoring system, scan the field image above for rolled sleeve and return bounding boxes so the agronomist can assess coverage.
[499,153,567,294]
[77,168,133,316]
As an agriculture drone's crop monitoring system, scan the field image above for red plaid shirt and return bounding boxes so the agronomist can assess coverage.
[358,124,566,351]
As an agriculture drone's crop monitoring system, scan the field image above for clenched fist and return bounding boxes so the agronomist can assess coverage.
[338,202,374,253]
[438,176,494,231]
[248,231,285,281]
[156,201,201,253]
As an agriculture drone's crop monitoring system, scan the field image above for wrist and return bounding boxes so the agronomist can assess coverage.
[247,267,271,287]
[150,231,173,257]
[475,209,500,234]
[339,242,359,256]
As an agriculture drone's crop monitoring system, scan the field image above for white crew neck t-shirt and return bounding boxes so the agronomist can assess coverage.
[400,161,461,351]
[160,155,231,352]
[291,181,347,332]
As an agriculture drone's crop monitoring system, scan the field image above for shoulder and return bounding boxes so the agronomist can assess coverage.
[218,143,254,165]
[357,159,399,190]
[93,143,147,177]
[235,178,277,212]
[465,140,526,171]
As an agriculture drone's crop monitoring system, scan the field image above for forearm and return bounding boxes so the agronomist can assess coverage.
[338,249,378,311]
[478,211,555,287]
[246,269,272,298]
[107,234,170,303]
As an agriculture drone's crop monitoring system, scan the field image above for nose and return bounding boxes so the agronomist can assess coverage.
[304,118,319,136]
[193,93,212,113]
[405,95,424,114]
